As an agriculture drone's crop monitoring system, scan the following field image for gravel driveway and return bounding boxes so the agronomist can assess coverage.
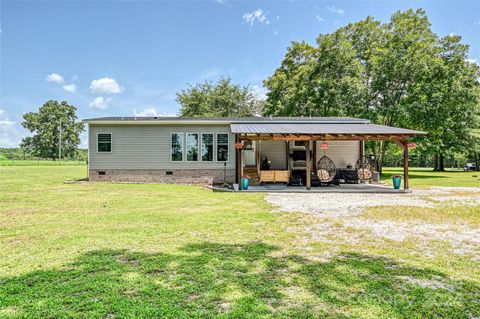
[266,187,480,258]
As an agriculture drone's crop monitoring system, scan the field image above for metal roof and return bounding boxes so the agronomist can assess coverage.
[230,123,425,135]
[83,116,370,124]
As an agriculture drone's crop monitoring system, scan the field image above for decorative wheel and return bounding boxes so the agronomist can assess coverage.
[317,155,336,183]
[356,158,373,182]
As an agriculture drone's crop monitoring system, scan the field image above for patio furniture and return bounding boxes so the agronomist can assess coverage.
[356,158,374,182]
[316,155,336,183]
[339,169,359,184]
[260,170,290,183]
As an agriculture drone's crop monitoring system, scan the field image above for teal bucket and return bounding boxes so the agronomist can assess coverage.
[242,178,250,190]
[392,176,402,189]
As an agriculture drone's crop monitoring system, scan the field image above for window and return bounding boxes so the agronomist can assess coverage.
[201,133,214,162]
[98,134,111,152]
[216,133,229,161]
[186,133,199,161]
[171,133,184,161]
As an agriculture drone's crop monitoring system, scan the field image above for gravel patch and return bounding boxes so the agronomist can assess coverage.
[266,187,480,257]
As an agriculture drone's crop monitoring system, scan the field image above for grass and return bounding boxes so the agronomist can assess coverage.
[1,165,479,318]
[381,167,480,187]
[0,159,86,166]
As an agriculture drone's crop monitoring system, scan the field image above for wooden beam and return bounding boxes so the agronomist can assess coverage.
[359,140,364,160]
[313,140,317,174]
[305,140,311,190]
[403,139,409,190]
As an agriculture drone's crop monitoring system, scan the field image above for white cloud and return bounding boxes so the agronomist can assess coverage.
[89,77,123,94]
[467,58,478,65]
[45,73,64,84]
[327,6,344,16]
[62,84,76,93]
[201,67,222,80]
[89,97,113,110]
[316,15,325,22]
[0,109,20,147]
[242,9,270,27]
[132,107,176,117]
[252,85,267,100]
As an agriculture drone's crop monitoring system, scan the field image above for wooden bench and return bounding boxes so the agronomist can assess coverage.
[259,170,290,183]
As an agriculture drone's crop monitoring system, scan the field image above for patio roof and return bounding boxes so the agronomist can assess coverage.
[231,123,426,141]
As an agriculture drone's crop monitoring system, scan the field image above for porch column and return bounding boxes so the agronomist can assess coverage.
[235,135,243,190]
[305,141,311,190]
[403,140,409,190]
[312,141,317,174]
[359,140,364,159]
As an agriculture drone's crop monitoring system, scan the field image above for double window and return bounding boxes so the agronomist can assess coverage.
[171,132,228,162]
[97,134,112,152]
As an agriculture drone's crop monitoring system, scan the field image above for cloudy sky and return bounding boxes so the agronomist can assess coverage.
[1,0,479,148]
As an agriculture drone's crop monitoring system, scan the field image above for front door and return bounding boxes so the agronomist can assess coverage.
[244,141,256,166]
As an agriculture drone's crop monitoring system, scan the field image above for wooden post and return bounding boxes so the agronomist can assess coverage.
[403,140,409,190]
[359,140,364,160]
[305,141,311,190]
[235,135,242,189]
[312,141,317,174]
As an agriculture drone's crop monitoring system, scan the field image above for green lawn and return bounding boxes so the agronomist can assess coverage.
[382,167,480,187]
[0,165,479,318]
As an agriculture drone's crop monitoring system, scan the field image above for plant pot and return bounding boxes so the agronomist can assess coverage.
[232,183,239,192]
[392,176,402,189]
[241,178,250,190]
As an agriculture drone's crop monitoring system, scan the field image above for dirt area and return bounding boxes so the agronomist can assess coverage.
[266,187,480,258]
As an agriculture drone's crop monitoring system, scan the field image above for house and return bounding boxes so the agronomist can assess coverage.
[83,117,425,190]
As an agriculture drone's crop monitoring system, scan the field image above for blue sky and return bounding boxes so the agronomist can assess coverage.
[1,1,479,148]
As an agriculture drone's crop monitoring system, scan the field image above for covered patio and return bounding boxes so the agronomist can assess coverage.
[231,119,426,191]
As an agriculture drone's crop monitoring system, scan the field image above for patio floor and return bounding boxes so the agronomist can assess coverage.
[242,183,410,193]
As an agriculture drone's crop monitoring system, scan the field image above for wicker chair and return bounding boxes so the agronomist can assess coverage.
[317,155,336,183]
[355,158,373,182]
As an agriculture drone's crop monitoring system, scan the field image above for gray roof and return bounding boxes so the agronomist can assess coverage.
[230,123,425,135]
[83,116,370,124]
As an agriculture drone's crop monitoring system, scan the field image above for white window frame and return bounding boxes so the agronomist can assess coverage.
[97,133,112,153]
[170,132,185,162]
[186,132,200,162]
[215,132,229,162]
[200,132,214,162]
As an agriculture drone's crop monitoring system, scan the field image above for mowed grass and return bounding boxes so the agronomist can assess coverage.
[1,165,479,318]
[382,167,480,187]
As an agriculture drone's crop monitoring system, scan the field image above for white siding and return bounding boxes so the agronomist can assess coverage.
[259,140,287,169]
[316,141,360,168]
[88,124,235,170]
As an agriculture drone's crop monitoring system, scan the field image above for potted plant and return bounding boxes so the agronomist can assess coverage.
[392,174,402,189]
[242,175,251,190]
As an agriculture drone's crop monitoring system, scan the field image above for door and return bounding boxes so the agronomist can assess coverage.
[244,141,256,166]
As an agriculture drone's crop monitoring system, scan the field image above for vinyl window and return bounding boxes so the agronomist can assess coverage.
[97,134,112,152]
[171,133,184,161]
[216,133,229,162]
[201,133,214,162]
[186,133,199,162]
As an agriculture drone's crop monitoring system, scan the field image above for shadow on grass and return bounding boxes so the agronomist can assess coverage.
[1,242,478,318]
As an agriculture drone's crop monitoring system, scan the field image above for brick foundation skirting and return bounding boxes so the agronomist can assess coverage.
[89,169,236,185]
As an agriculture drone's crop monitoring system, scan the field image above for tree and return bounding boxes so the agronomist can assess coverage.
[263,9,480,172]
[21,100,84,160]
[177,78,263,117]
